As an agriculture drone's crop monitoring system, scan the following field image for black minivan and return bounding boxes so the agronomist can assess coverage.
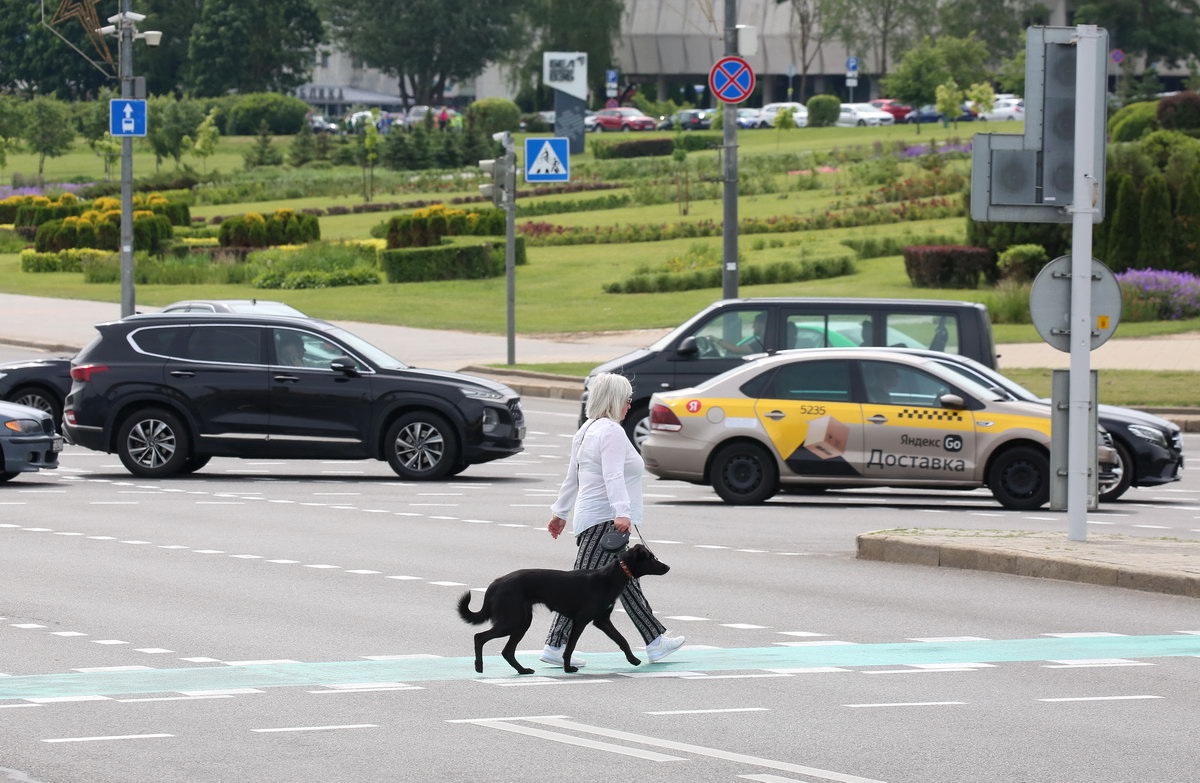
[63,314,525,478]
[584,297,997,447]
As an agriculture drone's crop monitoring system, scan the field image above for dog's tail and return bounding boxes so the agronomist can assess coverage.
[457,591,490,625]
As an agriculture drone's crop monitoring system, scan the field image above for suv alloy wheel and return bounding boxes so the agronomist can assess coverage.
[385,412,459,480]
[117,408,191,478]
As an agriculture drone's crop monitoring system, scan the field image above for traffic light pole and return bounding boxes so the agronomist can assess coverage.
[722,0,739,300]
[118,0,135,318]
[504,149,516,366]
[1066,25,1102,541]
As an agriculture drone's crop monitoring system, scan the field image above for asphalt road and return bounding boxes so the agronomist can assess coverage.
[2,346,1199,783]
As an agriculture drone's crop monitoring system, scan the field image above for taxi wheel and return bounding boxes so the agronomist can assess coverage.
[988,446,1049,510]
[711,442,778,504]
[624,403,651,452]
[1099,440,1133,502]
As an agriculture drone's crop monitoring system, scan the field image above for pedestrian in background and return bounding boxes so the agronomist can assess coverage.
[541,372,685,667]
[438,106,450,131]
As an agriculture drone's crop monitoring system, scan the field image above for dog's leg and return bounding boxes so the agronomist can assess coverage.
[500,612,535,675]
[473,627,509,673]
[594,612,641,666]
[562,622,589,674]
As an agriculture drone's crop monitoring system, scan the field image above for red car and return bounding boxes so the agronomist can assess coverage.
[870,99,913,121]
[592,108,657,132]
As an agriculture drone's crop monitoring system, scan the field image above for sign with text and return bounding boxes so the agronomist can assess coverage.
[543,52,588,101]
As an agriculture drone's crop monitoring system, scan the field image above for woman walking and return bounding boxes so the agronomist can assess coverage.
[541,372,685,667]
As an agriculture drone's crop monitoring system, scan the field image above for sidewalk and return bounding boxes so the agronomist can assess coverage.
[857,529,1200,599]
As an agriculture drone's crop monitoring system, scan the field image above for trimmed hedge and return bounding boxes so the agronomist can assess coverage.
[218,210,320,248]
[379,238,527,283]
[34,213,172,254]
[384,207,505,248]
[253,266,380,290]
[902,245,998,289]
[674,133,722,152]
[19,248,112,273]
[807,95,840,127]
[591,137,676,160]
[604,255,856,294]
[1109,100,1159,142]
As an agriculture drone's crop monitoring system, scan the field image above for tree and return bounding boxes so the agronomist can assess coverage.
[0,95,24,140]
[0,0,110,99]
[243,121,283,169]
[1075,0,1200,71]
[774,107,798,149]
[966,81,996,117]
[821,0,935,78]
[321,0,525,105]
[506,0,624,108]
[22,97,74,183]
[882,35,989,132]
[779,0,828,99]
[289,121,317,167]
[936,81,964,127]
[935,0,1046,59]
[1174,169,1200,273]
[1106,175,1140,271]
[0,136,21,184]
[1136,174,1174,270]
[147,96,205,169]
[185,0,323,97]
[188,108,221,174]
[997,33,1027,96]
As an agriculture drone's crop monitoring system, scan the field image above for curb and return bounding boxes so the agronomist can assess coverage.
[458,365,583,383]
[0,338,82,354]
[458,365,583,401]
[857,533,1200,599]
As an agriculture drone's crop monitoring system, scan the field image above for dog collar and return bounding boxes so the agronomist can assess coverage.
[618,560,634,579]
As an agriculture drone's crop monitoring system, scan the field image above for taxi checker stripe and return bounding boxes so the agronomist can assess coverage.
[897,409,964,421]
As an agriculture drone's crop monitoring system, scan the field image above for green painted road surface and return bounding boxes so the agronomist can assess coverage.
[2,634,1198,701]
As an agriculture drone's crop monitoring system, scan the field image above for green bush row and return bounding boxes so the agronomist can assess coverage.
[604,256,856,294]
[840,233,961,259]
[34,214,172,254]
[379,238,526,283]
[253,266,380,289]
[515,193,632,218]
[19,248,111,273]
[12,204,85,228]
[383,209,505,249]
[591,137,676,160]
[82,253,261,285]
[217,210,320,248]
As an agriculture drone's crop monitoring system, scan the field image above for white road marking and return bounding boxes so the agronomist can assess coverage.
[10,624,45,629]
[252,724,378,733]
[665,616,709,622]
[51,632,86,637]
[456,719,684,761]
[230,555,262,559]
[304,564,340,569]
[775,640,857,647]
[178,658,221,663]
[26,695,111,703]
[1038,695,1162,702]
[429,581,467,587]
[766,667,851,674]
[43,734,173,743]
[646,707,768,715]
[307,686,423,693]
[777,631,829,637]
[117,695,234,703]
[362,654,443,660]
[845,701,965,708]
[1043,658,1153,668]
[722,624,768,629]
[266,559,300,564]
[135,648,174,654]
[346,570,381,575]
[91,640,128,645]
[1132,524,1170,529]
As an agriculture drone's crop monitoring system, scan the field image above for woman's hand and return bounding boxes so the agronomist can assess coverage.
[613,517,632,533]
[548,516,566,539]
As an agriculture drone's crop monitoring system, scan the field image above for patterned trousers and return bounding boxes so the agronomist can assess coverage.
[545,520,666,647]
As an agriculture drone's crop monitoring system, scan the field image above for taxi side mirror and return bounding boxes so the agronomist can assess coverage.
[939,393,965,409]
[677,336,699,357]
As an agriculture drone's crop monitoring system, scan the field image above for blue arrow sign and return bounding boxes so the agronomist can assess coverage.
[846,56,859,72]
[110,99,147,137]
[525,137,570,183]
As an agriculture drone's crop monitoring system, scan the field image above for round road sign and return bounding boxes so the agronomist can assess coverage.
[1110,49,1125,64]
[709,56,755,104]
[1029,256,1123,353]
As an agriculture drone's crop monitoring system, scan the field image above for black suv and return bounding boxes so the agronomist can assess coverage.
[63,314,525,479]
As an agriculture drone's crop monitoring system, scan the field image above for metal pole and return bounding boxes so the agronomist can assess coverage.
[505,147,516,365]
[1067,25,1101,541]
[721,0,739,300]
[118,0,135,318]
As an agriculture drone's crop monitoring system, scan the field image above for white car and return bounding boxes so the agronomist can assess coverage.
[979,98,1024,121]
[757,102,808,128]
[836,103,895,127]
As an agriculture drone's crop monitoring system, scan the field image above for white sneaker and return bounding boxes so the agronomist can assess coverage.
[646,632,685,662]
[539,645,586,667]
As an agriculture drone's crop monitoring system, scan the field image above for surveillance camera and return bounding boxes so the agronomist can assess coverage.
[491,130,512,145]
[141,30,163,47]
[97,24,116,35]
[125,11,146,22]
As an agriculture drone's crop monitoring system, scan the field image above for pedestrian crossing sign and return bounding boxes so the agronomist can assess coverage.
[524,137,570,183]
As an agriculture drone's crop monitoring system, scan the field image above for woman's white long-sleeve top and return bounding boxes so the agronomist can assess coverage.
[550,417,644,536]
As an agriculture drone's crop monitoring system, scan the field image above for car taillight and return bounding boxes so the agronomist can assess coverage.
[650,404,683,432]
[64,410,77,425]
[70,364,109,382]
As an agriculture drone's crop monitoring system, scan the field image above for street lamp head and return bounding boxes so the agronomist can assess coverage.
[141,30,163,47]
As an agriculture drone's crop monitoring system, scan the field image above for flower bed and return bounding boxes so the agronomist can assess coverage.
[1116,269,1200,320]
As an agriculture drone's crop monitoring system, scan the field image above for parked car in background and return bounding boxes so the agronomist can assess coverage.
[584,111,599,132]
[979,98,1024,121]
[836,103,895,126]
[405,105,432,126]
[308,115,339,133]
[0,400,61,482]
[593,107,657,131]
[658,109,711,131]
[905,104,977,124]
[0,357,72,429]
[870,99,912,121]
[756,102,808,128]
[63,314,526,480]
[736,107,762,128]
[159,299,308,317]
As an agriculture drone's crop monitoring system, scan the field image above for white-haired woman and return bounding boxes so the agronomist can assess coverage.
[540,372,685,667]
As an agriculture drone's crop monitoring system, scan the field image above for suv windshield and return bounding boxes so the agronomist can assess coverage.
[326,326,407,370]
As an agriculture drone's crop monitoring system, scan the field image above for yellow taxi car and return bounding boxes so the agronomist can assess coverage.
[641,349,1109,510]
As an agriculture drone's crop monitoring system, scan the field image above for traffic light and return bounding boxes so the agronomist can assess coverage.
[970,26,1108,224]
[479,157,506,208]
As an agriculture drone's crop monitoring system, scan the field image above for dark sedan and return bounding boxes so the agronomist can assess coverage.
[0,356,72,429]
[658,110,711,131]
[1,400,61,482]
[905,104,977,124]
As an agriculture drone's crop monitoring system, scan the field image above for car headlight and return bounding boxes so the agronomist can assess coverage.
[463,388,503,401]
[481,406,501,434]
[1128,424,1169,448]
[4,419,42,434]
[0,372,7,381]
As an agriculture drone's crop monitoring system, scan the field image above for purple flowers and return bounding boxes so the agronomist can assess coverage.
[0,183,92,199]
[1116,269,1200,320]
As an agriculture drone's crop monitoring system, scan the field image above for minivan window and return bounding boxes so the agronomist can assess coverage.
[690,309,768,358]
[885,313,960,353]
[181,325,263,365]
[786,314,872,349]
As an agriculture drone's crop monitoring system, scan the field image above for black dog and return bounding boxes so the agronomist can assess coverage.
[457,544,670,674]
